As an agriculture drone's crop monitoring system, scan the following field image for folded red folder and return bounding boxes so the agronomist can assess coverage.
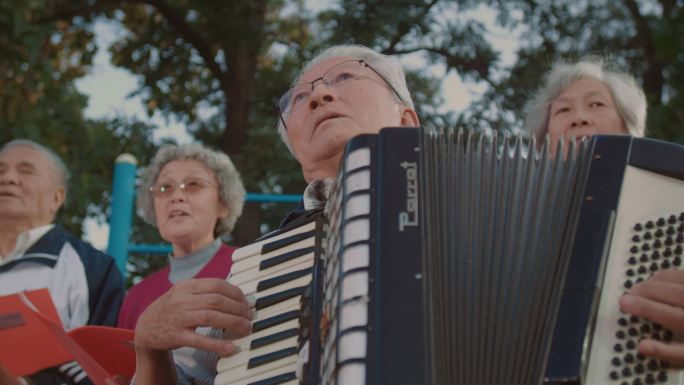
[0,289,135,384]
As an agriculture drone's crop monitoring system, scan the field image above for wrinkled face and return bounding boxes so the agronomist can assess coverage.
[284,57,415,182]
[547,78,627,155]
[152,160,227,249]
[0,145,65,229]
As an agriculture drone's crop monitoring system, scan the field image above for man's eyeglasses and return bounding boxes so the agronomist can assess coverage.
[150,177,217,198]
[277,59,404,130]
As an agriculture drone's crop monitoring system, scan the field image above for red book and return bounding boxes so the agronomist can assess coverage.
[0,289,135,384]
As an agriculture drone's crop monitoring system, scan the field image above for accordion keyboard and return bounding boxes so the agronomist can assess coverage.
[215,217,321,385]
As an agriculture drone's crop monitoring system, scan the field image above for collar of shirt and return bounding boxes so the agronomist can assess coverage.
[303,178,336,211]
[167,238,222,284]
[0,224,55,265]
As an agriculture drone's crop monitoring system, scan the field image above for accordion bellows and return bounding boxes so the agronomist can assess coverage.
[420,128,592,385]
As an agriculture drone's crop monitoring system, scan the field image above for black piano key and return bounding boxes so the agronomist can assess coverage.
[247,347,298,369]
[255,286,308,310]
[250,328,299,350]
[248,372,297,385]
[261,230,316,255]
[252,310,300,333]
[257,267,313,292]
[260,246,315,271]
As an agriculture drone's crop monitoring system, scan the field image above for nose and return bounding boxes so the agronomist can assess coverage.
[569,110,590,128]
[308,81,335,110]
[168,185,187,202]
[0,169,19,185]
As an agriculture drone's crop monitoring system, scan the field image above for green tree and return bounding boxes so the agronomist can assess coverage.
[475,0,684,142]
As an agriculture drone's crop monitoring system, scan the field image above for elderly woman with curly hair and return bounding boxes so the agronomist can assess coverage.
[117,143,252,384]
[524,56,647,156]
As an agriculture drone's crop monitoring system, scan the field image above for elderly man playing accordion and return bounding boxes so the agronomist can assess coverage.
[130,44,420,385]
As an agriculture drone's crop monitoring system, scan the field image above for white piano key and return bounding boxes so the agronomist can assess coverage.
[252,295,301,320]
[231,252,315,288]
[344,193,370,218]
[237,259,314,295]
[338,330,366,361]
[252,275,311,304]
[216,368,297,385]
[230,237,316,275]
[338,363,366,385]
[339,300,368,330]
[231,318,299,352]
[214,353,297,385]
[217,335,298,372]
[345,147,370,170]
[343,218,369,245]
[344,169,370,194]
[342,244,369,272]
[230,220,318,263]
[341,270,368,300]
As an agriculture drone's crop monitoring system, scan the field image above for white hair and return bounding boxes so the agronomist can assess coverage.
[277,44,415,152]
[137,143,246,236]
[1,139,71,199]
[524,57,647,140]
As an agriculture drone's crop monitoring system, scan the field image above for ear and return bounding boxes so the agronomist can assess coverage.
[217,202,229,219]
[51,187,66,214]
[400,107,420,127]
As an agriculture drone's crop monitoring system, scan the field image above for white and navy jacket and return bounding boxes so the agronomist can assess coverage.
[0,224,124,384]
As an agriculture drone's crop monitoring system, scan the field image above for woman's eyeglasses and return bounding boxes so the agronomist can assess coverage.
[150,177,217,198]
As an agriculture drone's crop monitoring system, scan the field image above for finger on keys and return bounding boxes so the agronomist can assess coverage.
[189,309,252,337]
[180,330,239,355]
[627,278,684,308]
[184,279,250,306]
[638,340,684,367]
[638,269,684,285]
[619,294,684,335]
[193,292,253,320]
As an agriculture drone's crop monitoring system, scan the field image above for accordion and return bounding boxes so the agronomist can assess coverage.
[216,127,684,385]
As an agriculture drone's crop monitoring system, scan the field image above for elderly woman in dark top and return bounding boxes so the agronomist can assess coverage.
[117,143,252,384]
[525,58,684,366]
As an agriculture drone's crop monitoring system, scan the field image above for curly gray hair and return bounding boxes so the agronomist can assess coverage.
[524,57,647,141]
[277,44,415,152]
[137,143,245,236]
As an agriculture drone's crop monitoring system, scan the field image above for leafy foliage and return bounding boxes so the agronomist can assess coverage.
[2,0,683,285]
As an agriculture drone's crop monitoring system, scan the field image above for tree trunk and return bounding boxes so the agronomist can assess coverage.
[218,0,267,245]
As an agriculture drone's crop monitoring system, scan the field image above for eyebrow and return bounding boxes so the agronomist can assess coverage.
[0,161,37,169]
[553,90,609,104]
